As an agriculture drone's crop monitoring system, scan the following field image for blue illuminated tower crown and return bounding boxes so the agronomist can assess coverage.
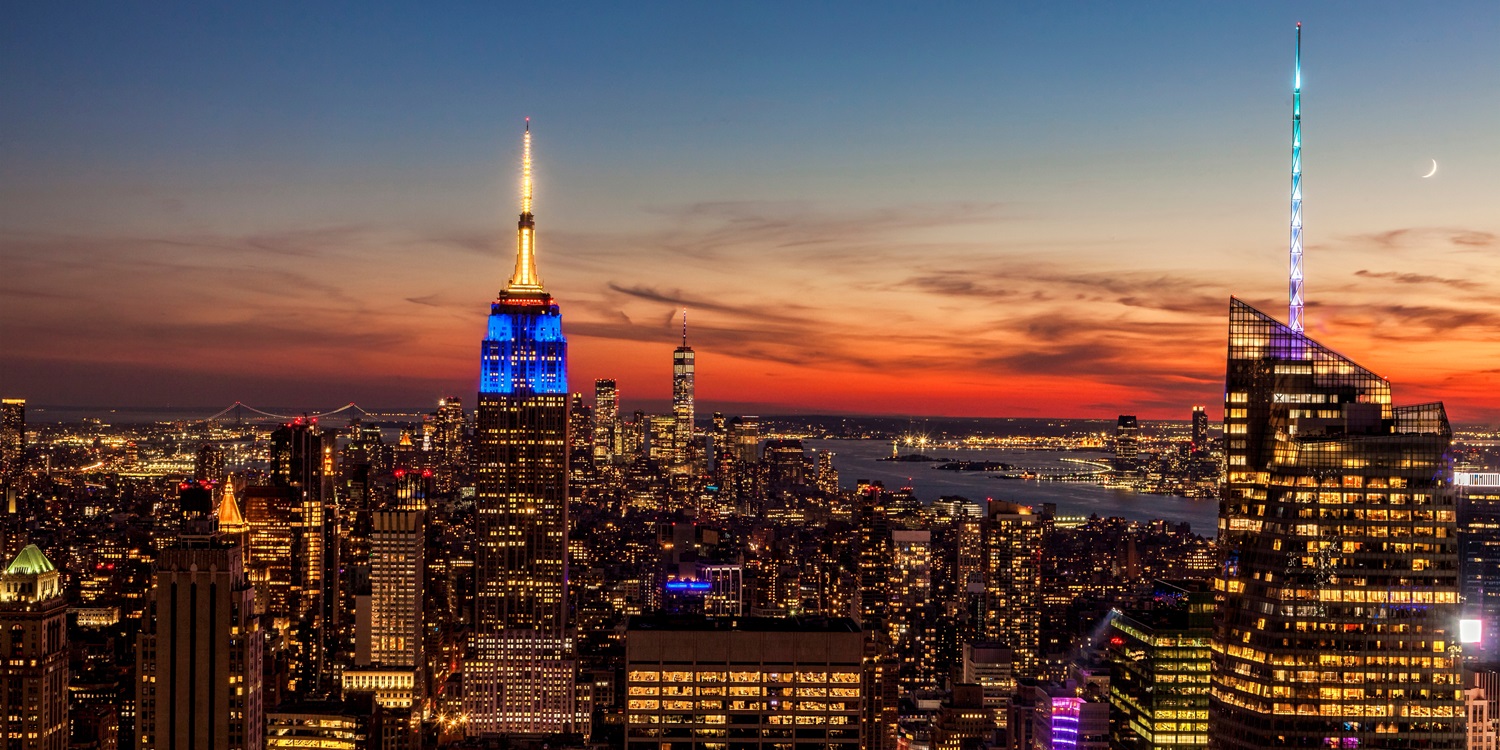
[479,120,567,396]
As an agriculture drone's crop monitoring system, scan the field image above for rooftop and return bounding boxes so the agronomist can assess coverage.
[627,614,861,634]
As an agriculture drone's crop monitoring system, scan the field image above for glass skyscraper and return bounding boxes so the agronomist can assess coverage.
[1211,299,1462,748]
[466,122,578,737]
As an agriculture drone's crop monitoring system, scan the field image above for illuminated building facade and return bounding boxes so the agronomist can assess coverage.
[593,379,619,465]
[1191,406,1209,454]
[265,707,361,750]
[984,500,1042,680]
[242,485,295,628]
[624,615,864,750]
[0,545,67,750]
[136,536,264,750]
[648,415,676,466]
[467,121,577,737]
[1211,299,1462,748]
[673,311,695,474]
[271,418,337,693]
[1,398,23,486]
[433,397,465,492]
[889,530,934,690]
[368,511,424,673]
[1107,583,1213,750]
[962,642,1014,722]
[1457,473,1500,647]
[194,443,225,483]
[696,562,743,616]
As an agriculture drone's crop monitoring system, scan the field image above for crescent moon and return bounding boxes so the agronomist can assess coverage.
[1422,159,1438,178]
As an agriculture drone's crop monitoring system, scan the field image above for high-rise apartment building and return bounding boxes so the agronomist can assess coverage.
[137,536,264,750]
[0,545,67,750]
[593,380,619,465]
[889,530,934,690]
[467,121,577,737]
[672,311,695,474]
[984,500,1042,680]
[1190,405,1209,454]
[1210,299,1462,748]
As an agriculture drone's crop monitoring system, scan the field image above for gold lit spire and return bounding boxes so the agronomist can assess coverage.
[217,478,248,533]
[507,118,544,292]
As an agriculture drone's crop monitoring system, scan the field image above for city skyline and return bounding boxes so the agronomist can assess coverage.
[4,4,1500,420]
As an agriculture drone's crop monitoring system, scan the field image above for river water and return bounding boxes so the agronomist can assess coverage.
[802,438,1219,536]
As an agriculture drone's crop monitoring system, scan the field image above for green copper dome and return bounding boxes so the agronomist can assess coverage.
[5,545,55,576]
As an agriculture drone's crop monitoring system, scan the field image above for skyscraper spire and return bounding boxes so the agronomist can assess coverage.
[508,118,544,293]
[1288,23,1304,332]
[682,308,688,346]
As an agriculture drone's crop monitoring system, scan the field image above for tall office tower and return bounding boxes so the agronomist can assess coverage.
[242,485,295,629]
[270,418,336,694]
[1210,301,1461,748]
[984,500,1042,680]
[137,534,264,750]
[733,416,761,465]
[567,394,595,502]
[1114,415,1139,471]
[624,615,865,750]
[1457,473,1500,642]
[672,310,695,474]
[434,397,466,492]
[370,511,425,669]
[0,545,67,750]
[592,379,619,465]
[467,121,577,737]
[194,443,225,483]
[1107,581,1214,750]
[0,398,23,483]
[1191,405,1209,453]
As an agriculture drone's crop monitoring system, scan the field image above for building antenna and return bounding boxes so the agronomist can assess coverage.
[1289,23,1304,332]
[682,308,688,346]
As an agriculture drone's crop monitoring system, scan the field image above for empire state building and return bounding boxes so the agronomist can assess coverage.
[465,121,579,737]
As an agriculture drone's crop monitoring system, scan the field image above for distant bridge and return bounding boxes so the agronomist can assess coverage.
[200,402,425,423]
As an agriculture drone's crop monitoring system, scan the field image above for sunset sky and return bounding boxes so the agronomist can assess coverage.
[3,3,1499,420]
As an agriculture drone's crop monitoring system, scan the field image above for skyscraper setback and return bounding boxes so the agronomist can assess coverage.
[466,121,577,736]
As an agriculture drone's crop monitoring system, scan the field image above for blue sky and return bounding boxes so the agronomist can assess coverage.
[3,3,1498,416]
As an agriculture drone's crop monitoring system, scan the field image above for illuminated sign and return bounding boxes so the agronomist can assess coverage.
[665,580,712,593]
[1457,473,1500,488]
[1462,618,1483,644]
